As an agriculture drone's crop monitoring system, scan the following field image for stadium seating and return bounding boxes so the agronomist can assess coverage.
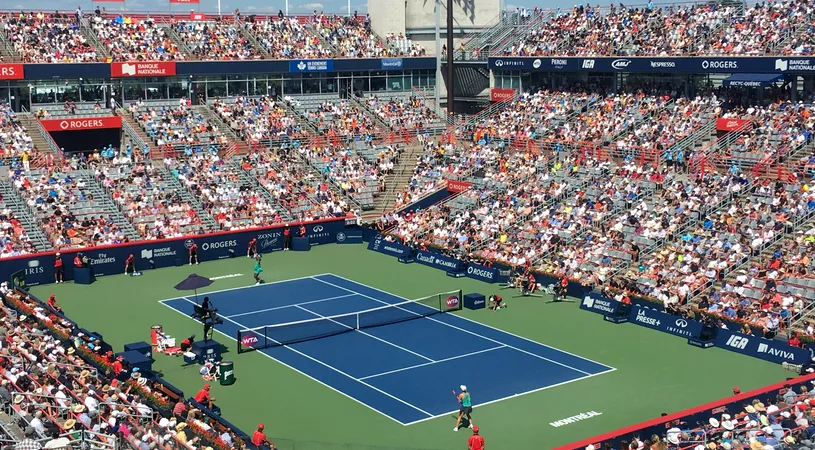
[2,13,99,63]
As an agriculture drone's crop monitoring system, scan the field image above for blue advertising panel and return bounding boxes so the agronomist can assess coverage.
[381,58,404,70]
[1,219,350,287]
[579,292,621,316]
[367,235,413,258]
[464,263,499,283]
[289,60,334,72]
[414,250,464,272]
[714,328,813,364]
[488,56,815,74]
[627,305,703,339]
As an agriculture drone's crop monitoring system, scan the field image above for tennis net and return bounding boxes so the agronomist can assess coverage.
[237,290,463,352]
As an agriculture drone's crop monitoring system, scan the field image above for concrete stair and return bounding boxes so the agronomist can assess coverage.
[17,113,54,154]
[364,143,426,219]
[117,110,159,158]
[195,105,250,156]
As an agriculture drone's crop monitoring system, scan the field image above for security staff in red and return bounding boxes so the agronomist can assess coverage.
[283,225,291,251]
[54,253,64,284]
[189,243,199,265]
[73,254,83,268]
[47,294,62,313]
[299,224,306,237]
[468,426,485,450]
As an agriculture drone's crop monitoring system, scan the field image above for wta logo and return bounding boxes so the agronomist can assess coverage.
[241,333,260,347]
[446,296,460,308]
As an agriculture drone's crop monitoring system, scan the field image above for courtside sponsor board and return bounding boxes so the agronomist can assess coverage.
[367,235,412,258]
[464,263,498,283]
[111,61,177,77]
[550,411,603,428]
[580,293,621,316]
[446,179,472,193]
[414,250,464,272]
[627,305,703,339]
[715,328,812,364]
[0,64,23,80]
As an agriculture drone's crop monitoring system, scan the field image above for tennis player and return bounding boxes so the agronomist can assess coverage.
[454,385,474,431]
[253,255,264,285]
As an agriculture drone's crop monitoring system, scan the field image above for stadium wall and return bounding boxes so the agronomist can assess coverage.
[553,372,815,450]
[488,56,815,73]
[3,218,356,287]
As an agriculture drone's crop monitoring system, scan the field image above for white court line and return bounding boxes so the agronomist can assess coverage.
[158,298,414,425]
[157,273,333,303]
[310,276,593,376]
[321,273,616,371]
[227,294,358,318]
[177,297,435,420]
[402,368,617,426]
[294,304,435,363]
[359,346,506,381]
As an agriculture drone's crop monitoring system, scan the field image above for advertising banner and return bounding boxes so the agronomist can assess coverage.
[714,328,813,364]
[39,116,122,132]
[464,263,498,283]
[111,61,177,77]
[627,305,703,339]
[489,56,815,74]
[579,293,621,316]
[0,64,24,80]
[490,88,516,102]
[381,58,404,70]
[716,118,751,132]
[289,60,334,72]
[446,179,472,193]
[414,250,464,272]
[367,235,412,258]
[490,57,578,71]
[2,219,351,286]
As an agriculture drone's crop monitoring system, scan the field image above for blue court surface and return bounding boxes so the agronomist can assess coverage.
[160,273,615,425]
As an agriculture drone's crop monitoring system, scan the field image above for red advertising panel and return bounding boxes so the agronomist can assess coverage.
[189,11,206,19]
[446,179,472,193]
[490,88,516,102]
[716,118,751,132]
[0,64,23,80]
[39,116,122,132]
[110,61,177,77]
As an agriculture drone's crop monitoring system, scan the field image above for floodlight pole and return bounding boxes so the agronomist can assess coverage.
[435,0,441,110]
[446,0,454,114]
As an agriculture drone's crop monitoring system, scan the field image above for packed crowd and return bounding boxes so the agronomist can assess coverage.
[302,100,383,137]
[246,17,332,59]
[0,288,256,450]
[363,95,445,131]
[1,12,99,63]
[210,96,308,143]
[91,15,182,62]
[0,104,35,158]
[312,14,389,58]
[499,0,815,57]
[175,20,260,61]
[129,100,228,148]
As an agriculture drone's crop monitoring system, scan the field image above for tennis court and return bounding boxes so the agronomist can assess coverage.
[160,273,615,425]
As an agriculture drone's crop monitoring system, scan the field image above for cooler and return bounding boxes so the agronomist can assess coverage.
[219,361,235,386]
[292,236,310,251]
[123,341,152,360]
[463,293,486,310]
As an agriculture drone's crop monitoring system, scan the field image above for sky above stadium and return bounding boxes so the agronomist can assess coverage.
[7,0,551,16]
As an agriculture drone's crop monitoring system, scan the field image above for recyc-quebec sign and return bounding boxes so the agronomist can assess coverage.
[39,116,122,132]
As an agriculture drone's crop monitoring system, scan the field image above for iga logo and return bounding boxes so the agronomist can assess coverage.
[725,335,749,350]
[582,59,595,69]
[240,333,259,347]
[446,295,460,308]
[611,59,631,70]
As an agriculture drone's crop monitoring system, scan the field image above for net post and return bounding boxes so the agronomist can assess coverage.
[356,313,360,330]
[264,326,268,349]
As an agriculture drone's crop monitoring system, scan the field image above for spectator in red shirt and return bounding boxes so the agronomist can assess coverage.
[112,355,124,379]
[172,401,186,417]
[54,253,64,284]
[251,424,274,448]
[194,384,215,409]
[468,426,485,450]
[789,332,802,348]
[47,294,62,313]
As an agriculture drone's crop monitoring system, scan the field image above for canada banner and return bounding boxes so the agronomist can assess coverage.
[716,118,751,132]
[490,88,516,102]
[446,179,473,193]
[110,61,177,77]
[0,64,24,80]
[39,116,122,132]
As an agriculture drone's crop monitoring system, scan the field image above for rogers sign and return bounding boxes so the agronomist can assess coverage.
[0,64,23,80]
[39,116,122,132]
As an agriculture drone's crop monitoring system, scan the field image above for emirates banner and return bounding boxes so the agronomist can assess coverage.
[446,179,473,193]
[111,61,177,77]
[716,118,751,132]
[40,116,122,132]
[0,64,23,80]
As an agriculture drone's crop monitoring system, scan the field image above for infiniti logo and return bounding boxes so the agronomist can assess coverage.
[495,60,504,67]
[313,225,324,232]
[675,319,688,328]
